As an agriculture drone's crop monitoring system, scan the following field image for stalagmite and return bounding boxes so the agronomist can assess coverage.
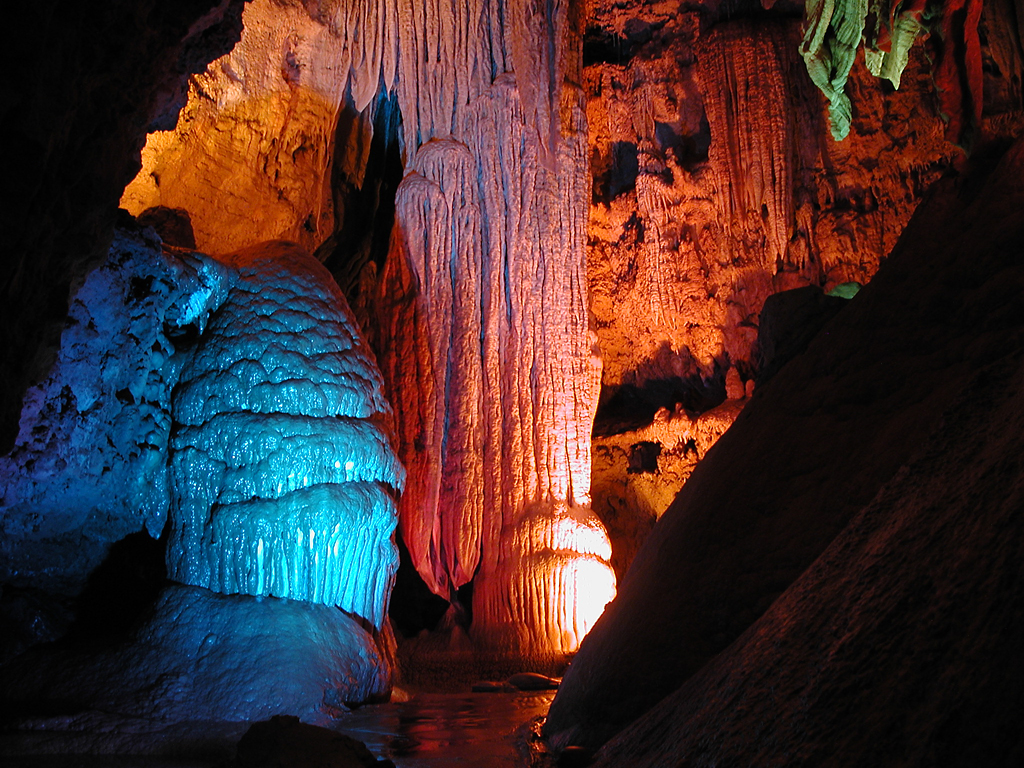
[168,241,403,628]
[474,503,617,654]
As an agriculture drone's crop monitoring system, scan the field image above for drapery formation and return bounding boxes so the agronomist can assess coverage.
[123,0,615,655]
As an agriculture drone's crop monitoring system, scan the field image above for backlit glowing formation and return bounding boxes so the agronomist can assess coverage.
[475,503,617,654]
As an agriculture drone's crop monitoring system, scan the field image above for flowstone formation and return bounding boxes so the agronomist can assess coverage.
[123,0,616,659]
[168,241,403,627]
[1,231,403,720]
[379,82,615,658]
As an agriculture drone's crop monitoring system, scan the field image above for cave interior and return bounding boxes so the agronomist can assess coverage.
[2,0,1024,766]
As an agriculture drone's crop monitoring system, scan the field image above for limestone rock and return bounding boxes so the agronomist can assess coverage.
[0,228,231,595]
[118,0,610,656]
[545,135,1024,755]
[0,585,392,724]
[167,242,402,629]
[137,206,197,249]
[1,0,246,454]
[231,715,394,768]
[754,285,848,387]
[585,12,957,408]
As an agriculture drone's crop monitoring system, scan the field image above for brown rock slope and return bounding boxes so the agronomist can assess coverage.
[544,137,1024,758]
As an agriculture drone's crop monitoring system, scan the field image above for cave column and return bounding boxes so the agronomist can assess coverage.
[377,0,615,658]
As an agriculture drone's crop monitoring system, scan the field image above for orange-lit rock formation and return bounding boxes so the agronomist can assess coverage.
[547,131,1024,767]
[582,9,969,575]
[376,30,614,660]
[119,0,615,657]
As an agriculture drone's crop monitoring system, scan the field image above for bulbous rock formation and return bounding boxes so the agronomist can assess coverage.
[473,503,617,655]
[168,241,403,628]
[120,0,612,655]
[379,74,612,656]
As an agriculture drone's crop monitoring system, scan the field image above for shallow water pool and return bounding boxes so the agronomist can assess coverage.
[341,691,555,767]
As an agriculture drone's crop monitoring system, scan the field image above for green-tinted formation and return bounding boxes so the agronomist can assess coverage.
[801,0,869,140]
[827,281,863,299]
[864,3,929,89]
[802,0,931,139]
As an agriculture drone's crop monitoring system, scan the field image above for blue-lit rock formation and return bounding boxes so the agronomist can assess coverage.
[0,228,231,593]
[0,231,402,720]
[0,585,391,727]
[167,241,403,628]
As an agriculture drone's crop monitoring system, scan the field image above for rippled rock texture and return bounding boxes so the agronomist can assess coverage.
[168,241,402,627]
[116,0,615,659]
[1,232,401,719]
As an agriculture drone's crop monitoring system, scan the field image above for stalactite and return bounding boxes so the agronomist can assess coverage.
[378,69,609,654]
[800,0,867,140]
[931,0,984,144]
[863,0,928,89]
[377,139,485,599]
[125,0,612,654]
[698,23,794,269]
[167,242,403,629]
[801,0,984,144]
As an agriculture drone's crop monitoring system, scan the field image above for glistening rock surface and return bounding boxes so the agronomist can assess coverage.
[0,228,231,595]
[545,137,1024,754]
[168,241,403,628]
[119,0,612,656]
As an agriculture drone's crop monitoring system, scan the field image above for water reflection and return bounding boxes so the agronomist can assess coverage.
[339,692,555,767]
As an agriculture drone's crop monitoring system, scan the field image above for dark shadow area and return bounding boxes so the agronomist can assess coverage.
[320,88,405,303]
[628,442,662,474]
[658,115,711,171]
[594,353,726,437]
[583,26,637,67]
[389,536,450,639]
[754,285,849,387]
[62,529,167,643]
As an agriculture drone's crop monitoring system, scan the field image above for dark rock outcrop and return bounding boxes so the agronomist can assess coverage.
[231,715,394,768]
[545,137,1024,758]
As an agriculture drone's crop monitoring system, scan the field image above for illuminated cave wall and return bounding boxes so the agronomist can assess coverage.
[0,229,401,715]
[119,0,616,657]
[111,0,1023,650]
[580,0,1021,575]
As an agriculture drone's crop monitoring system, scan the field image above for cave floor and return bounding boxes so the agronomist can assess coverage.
[1,691,555,768]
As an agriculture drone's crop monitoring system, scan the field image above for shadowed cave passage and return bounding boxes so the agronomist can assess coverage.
[2,0,1024,766]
